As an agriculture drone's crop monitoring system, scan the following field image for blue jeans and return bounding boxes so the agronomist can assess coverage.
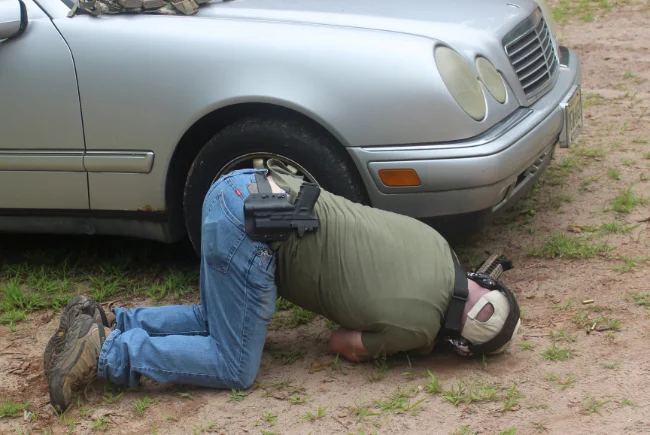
[97,169,278,389]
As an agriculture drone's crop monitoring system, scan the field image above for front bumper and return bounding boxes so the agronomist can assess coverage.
[347,47,582,222]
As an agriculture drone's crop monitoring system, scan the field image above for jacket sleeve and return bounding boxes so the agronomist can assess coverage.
[361,325,434,358]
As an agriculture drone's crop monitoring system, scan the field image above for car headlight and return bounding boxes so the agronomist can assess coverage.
[434,46,486,121]
[536,0,558,39]
[476,57,506,104]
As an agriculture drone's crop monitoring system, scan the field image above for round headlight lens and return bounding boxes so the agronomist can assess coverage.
[476,57,506,104]
[434,46,486,121]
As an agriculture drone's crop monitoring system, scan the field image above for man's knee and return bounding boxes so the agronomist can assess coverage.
[230,371,256,390]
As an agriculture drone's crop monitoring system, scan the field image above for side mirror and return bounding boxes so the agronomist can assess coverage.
[0,0,28,41]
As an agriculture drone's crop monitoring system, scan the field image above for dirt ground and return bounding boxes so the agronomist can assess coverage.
[2,2,650,434]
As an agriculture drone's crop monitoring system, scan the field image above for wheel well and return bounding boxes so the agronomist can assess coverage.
[164,103,364,240]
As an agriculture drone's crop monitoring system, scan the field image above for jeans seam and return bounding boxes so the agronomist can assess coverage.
[235,246,261,384]
[97,328,121,380]
[146,331,209,337]
[130,365,232,381]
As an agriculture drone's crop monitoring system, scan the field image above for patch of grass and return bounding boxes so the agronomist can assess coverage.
[572,311,591,328]
[499,428,517,435]
[602,362,619,369]
[270,304,315,329]
[609,187,647,214]
[542,344,573,361]
[623,71,636,80]
[228,389,249,403]
[102,388,123,405]
[132,397,158,416]
[60,413,76,435]
[325,319,339,330]
[627,291,650,307]
[550,329,577,343]
[613,255,649,273]
[450,426,477,435]
[549,194,573,210]
[599,222,639,234]
[301,406,327,421]
[531,422,548,433]
[503,385,524,411]
[621,399,637,407]
[91,416,109,431]
[576,147,607,159]
[275,297,292,310]
[633,136,649,144]
[374,385,424,414]
[622,160,636,166]
[261,411,278,425]
[553,0,609,23]
[595,316,622,331]
[517,342,535,351]
[582,395,609,415]
[424,370,440,394]
[583,93,607,108]
[545,372,576,390]
[608,168,621,180]
[553,298,574,311]
[271,349,305,365]
[0,309,27,326]
[288,395,311,405]
[580,176,599,191]
[348,401,380,421]
[527,234,611,259]
[440,380,498,406]
[365,359,388,383]
[0,399,30,418]
[331,354,345,374]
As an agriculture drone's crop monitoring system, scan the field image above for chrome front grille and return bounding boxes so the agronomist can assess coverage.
[504,9,559,99]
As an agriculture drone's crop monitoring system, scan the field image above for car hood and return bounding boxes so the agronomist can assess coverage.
[198,0,539,44]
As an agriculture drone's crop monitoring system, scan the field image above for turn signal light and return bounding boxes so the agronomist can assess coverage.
[378,169,421,187]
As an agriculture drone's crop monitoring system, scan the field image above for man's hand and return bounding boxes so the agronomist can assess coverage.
[328,328,373,362]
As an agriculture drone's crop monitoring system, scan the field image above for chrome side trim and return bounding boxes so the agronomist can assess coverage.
[84,151,155,173]
[0,150,154,173]
[0,151,84,171]
[361,109,532,152]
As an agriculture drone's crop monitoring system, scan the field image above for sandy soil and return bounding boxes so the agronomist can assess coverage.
[2,2,650,434]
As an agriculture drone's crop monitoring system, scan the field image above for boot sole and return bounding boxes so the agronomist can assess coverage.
[48,315,97,414]
[43,296,110,375]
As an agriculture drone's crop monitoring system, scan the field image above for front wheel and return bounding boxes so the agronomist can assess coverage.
[183,117,368,255]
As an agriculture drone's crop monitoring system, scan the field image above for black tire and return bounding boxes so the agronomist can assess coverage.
[183,117,368,255]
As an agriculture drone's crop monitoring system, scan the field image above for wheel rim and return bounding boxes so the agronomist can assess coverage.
[213,152,319,185]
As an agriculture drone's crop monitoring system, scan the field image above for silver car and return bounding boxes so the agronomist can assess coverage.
[0,0,582,252]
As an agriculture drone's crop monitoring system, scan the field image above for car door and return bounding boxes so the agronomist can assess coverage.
[0,0,88,210]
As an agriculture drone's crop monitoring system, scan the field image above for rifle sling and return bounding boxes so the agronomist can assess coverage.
[255,172,272,194]
[444,248,468,333]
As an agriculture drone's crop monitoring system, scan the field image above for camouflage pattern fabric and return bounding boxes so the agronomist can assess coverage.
[67,0,213,17]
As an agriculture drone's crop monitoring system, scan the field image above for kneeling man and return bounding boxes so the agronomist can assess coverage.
[44,159,521,413]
